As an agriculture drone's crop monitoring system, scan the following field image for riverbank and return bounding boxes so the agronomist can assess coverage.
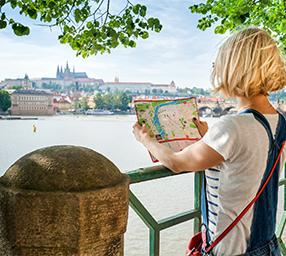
[0,116,38,120]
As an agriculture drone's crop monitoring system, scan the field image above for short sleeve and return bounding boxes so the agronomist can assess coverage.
[202,116,240,161]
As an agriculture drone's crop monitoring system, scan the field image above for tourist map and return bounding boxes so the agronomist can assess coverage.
[135,97,201,162]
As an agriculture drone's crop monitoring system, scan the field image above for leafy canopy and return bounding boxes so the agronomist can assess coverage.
[0,0,162,57]
[189,0,286,53]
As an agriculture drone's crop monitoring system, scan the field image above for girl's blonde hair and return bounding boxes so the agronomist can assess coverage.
[211,27,286,98]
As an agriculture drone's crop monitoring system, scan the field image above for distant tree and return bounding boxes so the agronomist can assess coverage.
[41,82,47,89]
[42,82,61,92]
[68,83,76,91]
[107,87,111,93]
[158,89,163,94]
[127,95,133,104]
[152,89,157,94]
[114,88,119,95]
[102,93,114,110]
[81,97,89,110]
[0,90,11,111]
[118,91,129,111]
[10,86,23,89]
[112,94,121,110]
[194,88,205,95]
[93,92,104,109]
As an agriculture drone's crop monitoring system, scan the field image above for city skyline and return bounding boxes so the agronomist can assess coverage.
[0,0,228,90]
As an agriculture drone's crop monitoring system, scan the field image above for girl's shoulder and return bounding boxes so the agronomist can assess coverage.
[213,113,255,130]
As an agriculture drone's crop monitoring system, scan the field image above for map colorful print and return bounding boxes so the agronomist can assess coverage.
[135,97,201,162]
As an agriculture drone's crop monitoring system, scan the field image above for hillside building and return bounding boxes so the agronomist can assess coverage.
[10,89,53,116]
[53,97,72,112]
[102,78,177,94]
[151,81,177,94]
[102,77,152,94]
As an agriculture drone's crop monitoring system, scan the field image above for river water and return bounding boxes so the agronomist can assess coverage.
[0,115,285,255]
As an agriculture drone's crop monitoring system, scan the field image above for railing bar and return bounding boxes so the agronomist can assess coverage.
[279,178,286,187]
[158,209,200,230]
[129,191,160,230]
[127,166,190,184]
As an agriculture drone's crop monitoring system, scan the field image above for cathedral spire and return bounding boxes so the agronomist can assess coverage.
[56,65,60,78]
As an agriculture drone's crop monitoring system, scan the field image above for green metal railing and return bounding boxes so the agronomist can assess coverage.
[127,165,203,256]
[127,164,286,256]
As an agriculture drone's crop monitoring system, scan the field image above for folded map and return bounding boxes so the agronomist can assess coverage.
[135,97,201,162]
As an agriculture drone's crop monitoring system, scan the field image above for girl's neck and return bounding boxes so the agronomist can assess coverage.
[237,94,277,114]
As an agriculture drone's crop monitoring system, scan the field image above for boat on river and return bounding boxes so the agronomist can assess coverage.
[86,109,114,115]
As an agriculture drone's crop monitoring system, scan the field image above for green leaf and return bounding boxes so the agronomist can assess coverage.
[141,31,149,39]
[12,23,29,36]
[129,40,136,47]
[0,20,6,29]
[140,5,147,17]
[74,9,81,23]
[280,20,286,33]
[10,0,16,8]
[133,4,140,15]
[147,17,154,27]
[86,21,92,29]
[48,1,56,8]
[94,20,99,27]
[27,8,37,19]
[1,12,5,20]
[21,25,30,35]
[0,0,5,7]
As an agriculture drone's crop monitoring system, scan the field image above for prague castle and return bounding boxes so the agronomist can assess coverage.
[1,62,104,92]
[1,62,177,94]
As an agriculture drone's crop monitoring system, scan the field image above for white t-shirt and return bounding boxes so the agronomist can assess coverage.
[202,113,286,256]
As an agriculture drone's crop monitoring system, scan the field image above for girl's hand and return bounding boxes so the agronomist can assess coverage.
[132,122,150,145]
[192,117,209,137]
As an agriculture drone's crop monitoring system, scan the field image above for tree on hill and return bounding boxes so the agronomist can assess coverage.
[10,86,23,89]
[93,92,104,109]
[0,0,162,57]
[0,90,11,111]
[81,96,89,110]
[190,0,286,53]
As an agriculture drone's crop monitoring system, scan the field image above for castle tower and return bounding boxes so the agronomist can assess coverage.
[56,65,60,79]
[22,74,33,90]
[64,61,70,80]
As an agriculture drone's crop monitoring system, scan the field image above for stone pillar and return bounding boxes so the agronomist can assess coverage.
[0,145,129,256]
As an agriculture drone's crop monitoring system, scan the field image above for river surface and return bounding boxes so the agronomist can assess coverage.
[0,114,285,255]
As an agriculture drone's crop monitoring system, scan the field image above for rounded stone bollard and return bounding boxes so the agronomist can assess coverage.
[0,145,130,256]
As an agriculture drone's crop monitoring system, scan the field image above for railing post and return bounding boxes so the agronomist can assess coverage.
[194,171,203,234]
[0,145,129,256]
[150,229,160,256]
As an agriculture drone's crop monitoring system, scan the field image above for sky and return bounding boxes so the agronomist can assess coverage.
[0,0,229,90]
